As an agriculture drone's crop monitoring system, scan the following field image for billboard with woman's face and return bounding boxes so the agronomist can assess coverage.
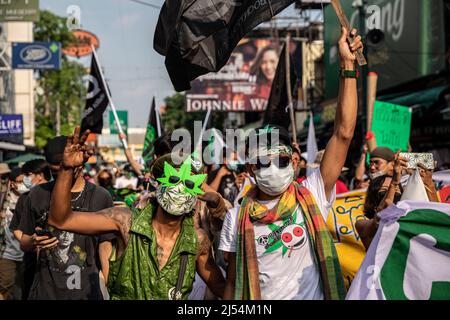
[186,38,281,112]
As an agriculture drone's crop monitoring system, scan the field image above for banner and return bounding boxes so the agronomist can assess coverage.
[81,53,110,134]
[371,100,412,152]
[326,190,367,289]
[0,114,23,144]
[109,110,128,135]
[439,186,450,204]
[187,39,291,112]
[347,201,450,300]
[12,42,61,70]
[0,0,39,22]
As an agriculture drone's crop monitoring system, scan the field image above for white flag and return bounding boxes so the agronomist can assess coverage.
[346,201,450,300]
[306,112,318,176]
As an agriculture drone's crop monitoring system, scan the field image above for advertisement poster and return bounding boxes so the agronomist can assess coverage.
[186,38,282,112]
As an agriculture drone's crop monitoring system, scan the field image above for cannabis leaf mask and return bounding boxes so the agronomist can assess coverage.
[157,156,207,196]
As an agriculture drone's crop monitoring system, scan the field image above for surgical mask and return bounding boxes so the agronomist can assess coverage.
[156,183,197,216]
[23,175,34,189]
[369,170,386,180]
[226,162,239,172]
[16,183,29,194]
[254,163,294,196]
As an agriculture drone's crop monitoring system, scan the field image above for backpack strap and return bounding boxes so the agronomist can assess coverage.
[173,252,189,300]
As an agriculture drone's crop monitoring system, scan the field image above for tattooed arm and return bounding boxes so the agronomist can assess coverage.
[195,229,226,299]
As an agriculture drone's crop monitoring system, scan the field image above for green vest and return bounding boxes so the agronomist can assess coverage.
[108,203,198,300]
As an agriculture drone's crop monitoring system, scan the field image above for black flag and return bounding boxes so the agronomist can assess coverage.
[263,44,297,128]
[154,0,296,92]
[81,53,109,134]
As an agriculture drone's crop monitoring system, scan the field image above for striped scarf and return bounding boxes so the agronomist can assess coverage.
[235,181,346,300]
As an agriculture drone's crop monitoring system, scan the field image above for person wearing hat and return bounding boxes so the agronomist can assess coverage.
[219,26,362,301]
[17,135,114,300]
[47,126,226,300]
[368,146,396,180]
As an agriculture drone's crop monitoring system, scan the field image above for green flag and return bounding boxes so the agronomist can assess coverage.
[142,97,158,167]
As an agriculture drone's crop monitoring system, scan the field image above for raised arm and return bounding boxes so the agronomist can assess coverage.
[321,27,362,199]
[48,127,131,238]
[120,133,143,177]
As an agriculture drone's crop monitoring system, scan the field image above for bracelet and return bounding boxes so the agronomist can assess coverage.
[339,69,358,78]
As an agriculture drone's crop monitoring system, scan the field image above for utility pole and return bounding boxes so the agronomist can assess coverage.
[56,99,61,136]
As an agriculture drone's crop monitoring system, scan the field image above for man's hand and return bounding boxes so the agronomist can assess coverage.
[338,27,363,67]
[198,192,222,209]
[235,172,248,189]
[418,163,434,187]
[392,151,408,183]
[32,227,58,251]
[62,126,91,169]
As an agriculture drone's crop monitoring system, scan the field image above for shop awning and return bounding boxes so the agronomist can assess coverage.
[378,85,450,108]
[0,141,26,152]
[5,153,45,164]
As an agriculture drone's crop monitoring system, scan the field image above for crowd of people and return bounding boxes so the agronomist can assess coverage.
[0,27,448,301]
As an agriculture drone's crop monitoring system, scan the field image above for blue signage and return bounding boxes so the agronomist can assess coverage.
[12,41,61,69]
[0,114,23,144]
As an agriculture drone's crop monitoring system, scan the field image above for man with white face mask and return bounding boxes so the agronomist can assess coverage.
[219,27,363,300]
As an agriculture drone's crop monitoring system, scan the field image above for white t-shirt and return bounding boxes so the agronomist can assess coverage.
[219,169,336,300]
[114,176,138,189]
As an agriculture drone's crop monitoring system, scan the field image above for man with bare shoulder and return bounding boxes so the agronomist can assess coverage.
[48,127,226,300]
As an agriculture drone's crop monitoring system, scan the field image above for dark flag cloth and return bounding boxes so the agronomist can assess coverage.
[263,44,298,128]
[142,97,159,167]
[154,0,296,92]
[81,53,110,134]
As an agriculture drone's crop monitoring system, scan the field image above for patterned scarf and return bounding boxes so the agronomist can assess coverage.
[235,181,346,300]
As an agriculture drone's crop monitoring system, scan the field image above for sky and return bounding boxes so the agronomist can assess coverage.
[40,0,320,128]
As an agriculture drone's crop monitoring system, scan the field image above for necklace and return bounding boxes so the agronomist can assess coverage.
[71,181,86,203]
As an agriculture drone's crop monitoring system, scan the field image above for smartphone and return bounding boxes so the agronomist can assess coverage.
[399,152,434,170]
[36,229,54,238]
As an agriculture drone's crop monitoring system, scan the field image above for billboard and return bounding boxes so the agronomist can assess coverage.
[12,42,61,70]
[186,38,282,112]
[324,0,446,99]
[0,0,39,22]
[0,114,23,144]
[62,30,100,58]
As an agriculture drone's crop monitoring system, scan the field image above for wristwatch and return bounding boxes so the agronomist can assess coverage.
[339,68,358,78]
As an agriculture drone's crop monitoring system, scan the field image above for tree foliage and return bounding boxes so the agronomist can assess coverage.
[33,10,86,148]
[161,93,226,134]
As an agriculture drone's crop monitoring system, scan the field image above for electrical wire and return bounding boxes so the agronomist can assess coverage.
[127,0,161,10]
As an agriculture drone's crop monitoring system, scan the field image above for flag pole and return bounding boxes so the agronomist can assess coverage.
[195,108,212,152]
[285,33,297,144]
[154,96,162,137]
[91,45,128,149]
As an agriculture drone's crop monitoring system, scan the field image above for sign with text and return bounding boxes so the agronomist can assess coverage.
[0,0,39,22]
[0,114,23,144]
[109,110,128,135]
[186,38,281,112]
[372,100,412,152]
[12,42,61,70]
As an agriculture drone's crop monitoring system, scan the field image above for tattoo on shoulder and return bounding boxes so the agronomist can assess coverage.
[99,207,132,241]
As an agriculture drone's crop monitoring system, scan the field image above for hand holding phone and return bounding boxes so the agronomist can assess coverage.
[398,153,434,170]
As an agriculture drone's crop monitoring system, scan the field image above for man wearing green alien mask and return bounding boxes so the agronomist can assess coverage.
[47,127,226,300]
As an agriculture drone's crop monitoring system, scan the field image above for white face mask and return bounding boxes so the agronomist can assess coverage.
[369,170,386,180]
[254,162,294,196]
[16,182,29,194]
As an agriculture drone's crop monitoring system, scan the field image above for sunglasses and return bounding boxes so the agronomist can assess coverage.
[255,156,291,170]
[168,175,196,190]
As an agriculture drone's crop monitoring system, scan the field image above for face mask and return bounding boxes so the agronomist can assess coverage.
[98,177,112,188]
[369,170,386,180]
[226,162,239,172]
[16,183,29,194]
[254,163,294,196]
[23,175,34,189]
[156,183,197,216]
